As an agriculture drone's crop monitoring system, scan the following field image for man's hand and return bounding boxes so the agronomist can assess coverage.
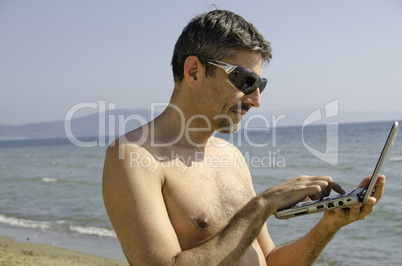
[265,175,385,265]
[265,175,345,214]
[322,175,385,230]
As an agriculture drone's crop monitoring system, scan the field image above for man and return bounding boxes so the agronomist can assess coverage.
[102,10,384,265]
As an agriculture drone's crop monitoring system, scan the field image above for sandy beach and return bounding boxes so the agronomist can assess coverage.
[0,236,128,266]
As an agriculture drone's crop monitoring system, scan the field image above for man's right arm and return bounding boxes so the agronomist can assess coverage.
[102,144,337,265]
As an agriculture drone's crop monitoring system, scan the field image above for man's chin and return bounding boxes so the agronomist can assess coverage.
[216,124,240,134]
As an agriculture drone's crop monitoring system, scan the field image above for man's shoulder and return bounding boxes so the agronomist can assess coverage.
[103,128,165,185]
[104,126,159,168]
[108,126,153,151]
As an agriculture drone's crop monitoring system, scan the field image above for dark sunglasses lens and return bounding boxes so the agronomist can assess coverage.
[228,67,267,95]
[228,68,255,94]
[260,78,268,94]
[239,76,257,94]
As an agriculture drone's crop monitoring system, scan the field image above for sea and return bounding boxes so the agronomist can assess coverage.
[0,120,401,265]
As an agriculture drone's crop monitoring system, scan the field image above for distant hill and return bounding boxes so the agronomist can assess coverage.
[0,109,155,141]
[0,107,400,141]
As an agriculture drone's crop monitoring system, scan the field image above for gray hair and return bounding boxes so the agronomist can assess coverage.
[171,10,272,82]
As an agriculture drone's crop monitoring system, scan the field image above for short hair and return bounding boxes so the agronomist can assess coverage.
[171,10,272,82]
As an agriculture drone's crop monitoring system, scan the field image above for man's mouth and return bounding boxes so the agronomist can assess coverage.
[231,103,250,119]
[232,110,247,118]
[233,110,247,115]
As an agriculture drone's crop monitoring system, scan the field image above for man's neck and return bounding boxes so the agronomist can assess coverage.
[151,103,214,149]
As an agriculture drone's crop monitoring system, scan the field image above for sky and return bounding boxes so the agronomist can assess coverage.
[1,0,401,125]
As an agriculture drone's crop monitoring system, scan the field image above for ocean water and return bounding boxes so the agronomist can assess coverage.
[0,120,401,264]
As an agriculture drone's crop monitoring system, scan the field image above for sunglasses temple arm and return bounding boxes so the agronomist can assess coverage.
[208,61,236,74]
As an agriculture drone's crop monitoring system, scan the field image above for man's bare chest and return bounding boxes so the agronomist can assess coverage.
[161,164,254,250]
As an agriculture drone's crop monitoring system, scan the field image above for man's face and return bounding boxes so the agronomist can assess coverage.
[204,50,264,133]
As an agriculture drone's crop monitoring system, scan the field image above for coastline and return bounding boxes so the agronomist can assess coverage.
[0,236,128,266]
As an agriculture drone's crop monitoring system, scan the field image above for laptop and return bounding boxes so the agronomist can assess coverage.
[275,121,399,219]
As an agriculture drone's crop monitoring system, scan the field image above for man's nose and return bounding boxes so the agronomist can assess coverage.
[243,88,261,108]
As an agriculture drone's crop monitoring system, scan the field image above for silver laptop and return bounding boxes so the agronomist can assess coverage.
[275,121,399,219]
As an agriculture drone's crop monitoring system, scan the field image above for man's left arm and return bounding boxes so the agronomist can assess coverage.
[265,175,385,266]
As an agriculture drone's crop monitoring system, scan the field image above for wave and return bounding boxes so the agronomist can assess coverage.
[0,214,116,238]
[42,177,58,183]
[389,157,402,162]
[0,214,51,230]
[69,225,116,237]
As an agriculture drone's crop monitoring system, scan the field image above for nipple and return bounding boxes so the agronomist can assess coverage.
[195,213,210,230]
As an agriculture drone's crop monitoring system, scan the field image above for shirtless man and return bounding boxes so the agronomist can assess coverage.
[102,10,385,265]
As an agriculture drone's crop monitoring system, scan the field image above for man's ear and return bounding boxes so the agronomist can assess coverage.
[183,56,203,88]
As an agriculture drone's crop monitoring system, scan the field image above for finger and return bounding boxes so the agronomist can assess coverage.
[332,182,345,194]
[357,176,384,219]
[308,181,330,200]
[301,196,311,202]
[371,175,385,202]
[357,175,372,188]
[301,175,335,200]
[318,176,334,197]
[317,176,343,197]
[359,198,376,218]
[323,182,332,197]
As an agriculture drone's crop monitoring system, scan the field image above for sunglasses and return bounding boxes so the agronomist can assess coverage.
[207,60,267,95]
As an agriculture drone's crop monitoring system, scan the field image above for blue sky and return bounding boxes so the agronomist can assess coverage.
[1,0,401,125]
